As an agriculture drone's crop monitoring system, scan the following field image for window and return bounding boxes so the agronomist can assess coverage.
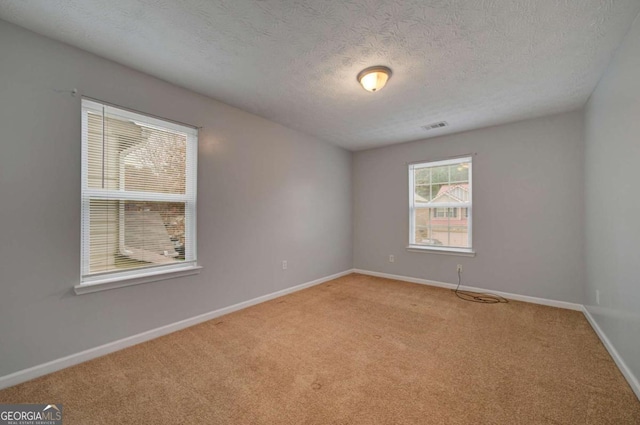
[433,208,458,218]
[80,99,198,287]
[408,157,472,253]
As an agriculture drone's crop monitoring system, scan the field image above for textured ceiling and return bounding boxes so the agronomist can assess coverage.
[1,1,639,150]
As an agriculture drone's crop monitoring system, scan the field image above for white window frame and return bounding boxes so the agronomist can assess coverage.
[76,99,200,294]
[407,156,475,256]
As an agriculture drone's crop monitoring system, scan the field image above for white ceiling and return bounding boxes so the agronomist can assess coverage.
[1,1,639,150]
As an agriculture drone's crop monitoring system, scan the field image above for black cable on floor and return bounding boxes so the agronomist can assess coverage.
[453,269,508,304]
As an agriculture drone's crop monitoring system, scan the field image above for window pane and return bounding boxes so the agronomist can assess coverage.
[431,183,470,205]
[414,168,430,185]
[412,207,470,248]
[429,223,449,246]
[86,113,117,190]
[431,165,449,184]
[123,129,187,194]
[413,208,429,244]
[413,208,445,246]
[413,168,433,202]
[414,185,431,202]
[448,221,470,248]
[449,163,469,183]
[87,199,119,273]
[88,200,187,274]
[86,112,187,195]
[429,184,443,203]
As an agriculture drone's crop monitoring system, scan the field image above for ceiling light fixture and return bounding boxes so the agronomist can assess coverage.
[357,66,392,92]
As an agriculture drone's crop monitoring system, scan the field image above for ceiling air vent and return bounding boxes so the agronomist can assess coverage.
[421,121,448,131]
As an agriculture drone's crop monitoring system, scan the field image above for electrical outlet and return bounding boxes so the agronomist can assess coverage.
[282,260,287,270]
[457,264,463,273]
[389,255,395,263]
[596,290,600,305]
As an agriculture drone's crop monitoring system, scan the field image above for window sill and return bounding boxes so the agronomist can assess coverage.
[74,265,202,295]
[406,245,476,257]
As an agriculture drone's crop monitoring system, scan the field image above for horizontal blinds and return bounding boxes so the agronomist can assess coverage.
[81,99,197,280]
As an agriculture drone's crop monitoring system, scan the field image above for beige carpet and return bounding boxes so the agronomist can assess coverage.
[1,273,639,424]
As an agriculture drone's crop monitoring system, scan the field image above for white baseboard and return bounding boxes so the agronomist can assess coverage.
[352,269,583,311]
[582,307,640,401]
[4,268,637,403]
[0,269,354,391]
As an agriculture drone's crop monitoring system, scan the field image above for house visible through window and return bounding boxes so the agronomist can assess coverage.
[409,157,472,252]
[433,208,458,218]
[81,99,198,284]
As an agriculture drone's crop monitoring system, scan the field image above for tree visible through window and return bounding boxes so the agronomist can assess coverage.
[81,99,198,283]
[409,157,472,251]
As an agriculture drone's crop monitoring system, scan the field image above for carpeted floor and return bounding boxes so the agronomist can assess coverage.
[1,273,639,424]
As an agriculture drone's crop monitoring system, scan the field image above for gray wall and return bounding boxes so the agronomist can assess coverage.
[0,20,352,377]
[353,111,585,303]
[584,15,640,386]
[1,10,637,387]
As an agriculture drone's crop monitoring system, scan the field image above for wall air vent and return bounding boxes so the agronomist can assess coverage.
[421,121,448,131]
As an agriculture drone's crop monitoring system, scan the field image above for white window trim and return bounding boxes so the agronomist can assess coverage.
[79,98,199,292]
[406,245,476,257]
[408,156,473,254]
[74,265,202,295]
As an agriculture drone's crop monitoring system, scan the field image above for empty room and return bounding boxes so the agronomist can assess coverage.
[0,1,639,423]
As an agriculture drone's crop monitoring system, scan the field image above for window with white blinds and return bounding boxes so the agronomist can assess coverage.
[81,99,198,284]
